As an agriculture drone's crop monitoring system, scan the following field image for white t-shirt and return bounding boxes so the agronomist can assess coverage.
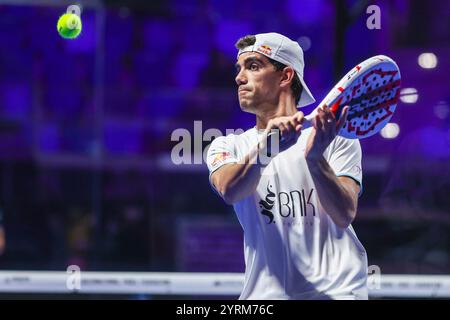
[207,127,368,300]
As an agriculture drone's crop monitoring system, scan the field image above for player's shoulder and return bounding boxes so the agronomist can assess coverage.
[330,135,362,152]
[334,135,361,146]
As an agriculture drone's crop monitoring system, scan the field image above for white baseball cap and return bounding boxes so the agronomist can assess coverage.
[237,32,315,108]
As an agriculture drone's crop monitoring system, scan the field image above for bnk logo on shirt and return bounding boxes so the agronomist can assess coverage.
[259,182,316,224]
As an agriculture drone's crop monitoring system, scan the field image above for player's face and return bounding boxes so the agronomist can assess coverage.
[235,52,282,113]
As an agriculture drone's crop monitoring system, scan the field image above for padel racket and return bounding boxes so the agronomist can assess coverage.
[302,55,401,139]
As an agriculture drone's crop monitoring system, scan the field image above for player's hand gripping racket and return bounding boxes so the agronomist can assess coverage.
[302,55,401,139]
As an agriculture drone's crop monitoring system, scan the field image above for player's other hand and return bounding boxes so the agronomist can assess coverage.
[305,104,349,160]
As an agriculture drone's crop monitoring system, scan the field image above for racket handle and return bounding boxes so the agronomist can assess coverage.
[301,114,314,130]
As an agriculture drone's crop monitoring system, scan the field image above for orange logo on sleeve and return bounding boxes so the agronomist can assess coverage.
[211,152,231,167]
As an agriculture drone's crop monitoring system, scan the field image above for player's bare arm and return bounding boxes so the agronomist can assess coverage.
[210,144,263,205]
[307,158,360,228]
[305,104,359,228]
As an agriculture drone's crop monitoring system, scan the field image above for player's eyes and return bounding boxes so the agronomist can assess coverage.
[235,63,260,74]
[249,64,259,71]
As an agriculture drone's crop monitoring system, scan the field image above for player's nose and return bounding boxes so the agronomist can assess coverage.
[235,70,247,86]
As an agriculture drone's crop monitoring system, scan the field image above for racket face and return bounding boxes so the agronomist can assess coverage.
[324,56,401,139]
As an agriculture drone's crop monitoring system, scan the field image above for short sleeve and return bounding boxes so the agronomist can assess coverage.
[206,135,239,187]
[327,137,363,197]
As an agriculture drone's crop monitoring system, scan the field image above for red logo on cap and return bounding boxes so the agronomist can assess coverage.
[257,45,272,56]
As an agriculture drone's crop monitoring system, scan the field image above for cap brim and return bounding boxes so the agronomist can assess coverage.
[297,77,315,108]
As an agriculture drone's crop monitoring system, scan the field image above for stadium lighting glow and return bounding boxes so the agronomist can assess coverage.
[297,36,312,51]
[400,88,418,104]
[434,101,449,120]
[418,53,437,69]
[380,123,400,139]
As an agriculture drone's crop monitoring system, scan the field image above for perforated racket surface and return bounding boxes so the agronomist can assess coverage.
[303,55,401,139]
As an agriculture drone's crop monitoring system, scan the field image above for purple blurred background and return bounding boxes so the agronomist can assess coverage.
[0,0,449,275]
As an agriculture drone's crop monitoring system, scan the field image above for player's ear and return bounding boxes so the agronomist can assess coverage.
[280,66,295,88]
